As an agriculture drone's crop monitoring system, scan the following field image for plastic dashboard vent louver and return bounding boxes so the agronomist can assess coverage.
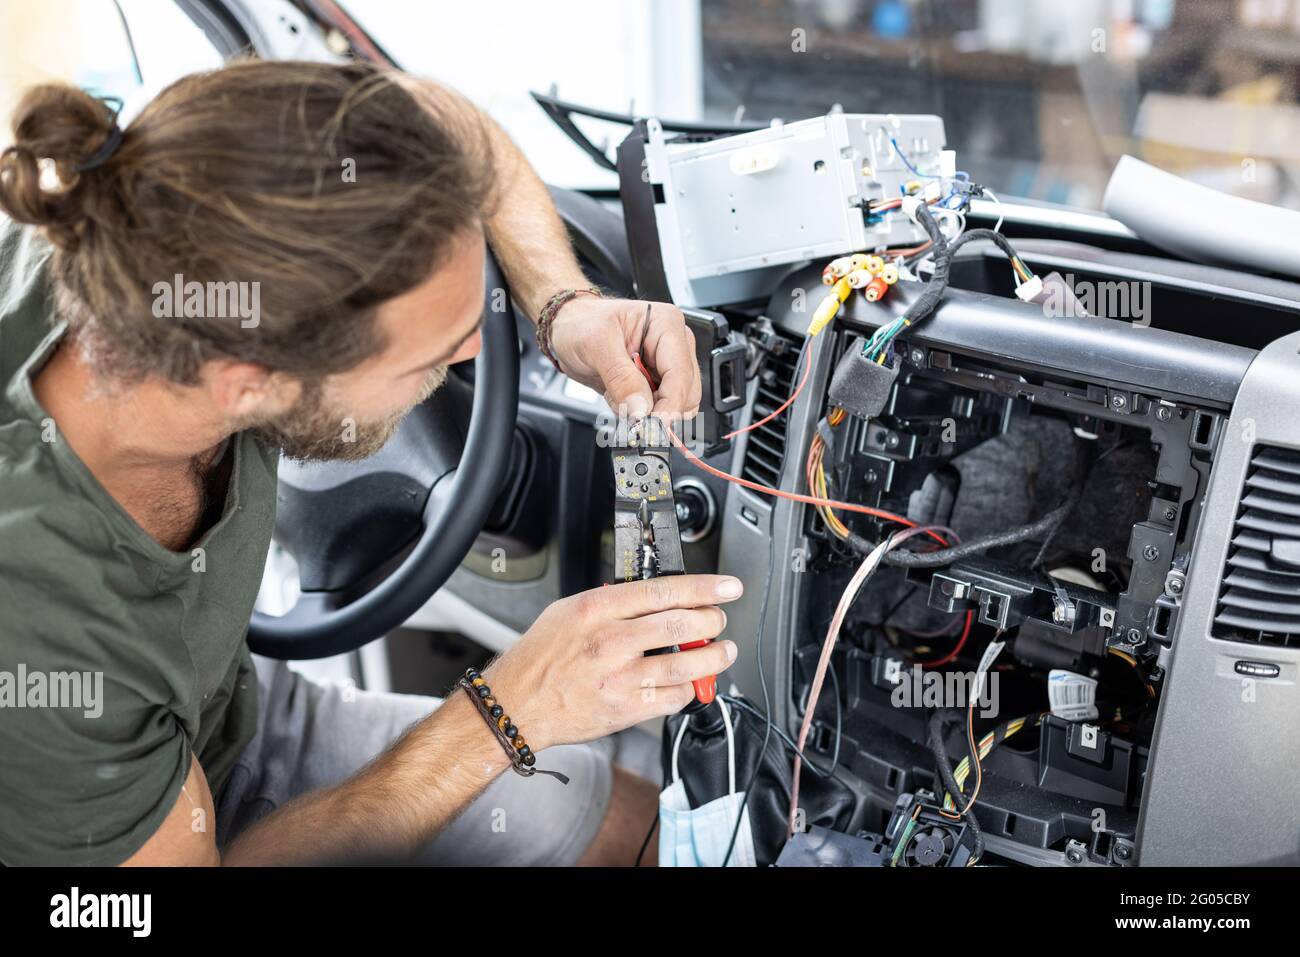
[1213,444,1300,648]
[739,330,802,488]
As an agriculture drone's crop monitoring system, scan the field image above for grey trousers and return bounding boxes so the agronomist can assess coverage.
[214,657,615,865]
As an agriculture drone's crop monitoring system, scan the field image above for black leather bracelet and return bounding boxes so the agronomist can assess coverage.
[458,670,569,784]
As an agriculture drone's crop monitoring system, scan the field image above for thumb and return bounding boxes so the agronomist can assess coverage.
[601,352,654,420]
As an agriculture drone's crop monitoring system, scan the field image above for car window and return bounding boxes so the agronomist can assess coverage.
[699,0,1300,213]
[351,0,1300,212]
[346,0,704,192]
[0,0,222,130]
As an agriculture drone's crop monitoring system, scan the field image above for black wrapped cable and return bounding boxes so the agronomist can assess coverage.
[896,203,952,331]
[880,493,1078,568]
[888,215,1031,341]
[927,709,984,863]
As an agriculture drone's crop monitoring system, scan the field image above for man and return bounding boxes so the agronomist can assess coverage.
[0,60,741,865]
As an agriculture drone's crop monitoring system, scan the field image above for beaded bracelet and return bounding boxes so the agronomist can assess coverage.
[535,287,603,374]
[458,669,570,784]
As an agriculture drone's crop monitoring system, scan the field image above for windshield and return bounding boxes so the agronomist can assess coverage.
[354,0,1300,212]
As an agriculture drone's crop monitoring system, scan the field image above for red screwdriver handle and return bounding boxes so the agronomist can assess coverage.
[677,638,717,705]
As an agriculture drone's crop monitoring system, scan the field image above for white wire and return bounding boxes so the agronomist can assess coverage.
[931,205,966,242]
[983,188,1006,233]
[786,535,894,837]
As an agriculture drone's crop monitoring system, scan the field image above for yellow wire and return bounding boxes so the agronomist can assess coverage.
[944,716,1035,811]
[1107,648,1138,667]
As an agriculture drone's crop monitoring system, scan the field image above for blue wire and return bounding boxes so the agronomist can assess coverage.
[891,136,939,179]
[891,135,968,185]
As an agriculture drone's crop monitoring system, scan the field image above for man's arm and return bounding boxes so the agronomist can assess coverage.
[401,76,701,420]
[123,575,740,865]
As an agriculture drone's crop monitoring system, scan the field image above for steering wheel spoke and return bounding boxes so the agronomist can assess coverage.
[248,255,520,659]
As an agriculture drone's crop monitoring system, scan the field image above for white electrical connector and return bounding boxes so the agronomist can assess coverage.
[1014,275,1044,303]
[938,150,957,178]
[728,146,780,176]
[900,195,924,223]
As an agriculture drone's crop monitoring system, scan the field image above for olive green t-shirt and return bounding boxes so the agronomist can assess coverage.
[0,219,279,865]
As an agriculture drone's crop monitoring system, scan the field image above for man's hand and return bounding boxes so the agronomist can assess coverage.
[484,575,743,751]
[548,296,702,421]
[401,80,701,421]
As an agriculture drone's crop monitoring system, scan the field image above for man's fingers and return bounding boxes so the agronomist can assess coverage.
[646,306,701,419]
[635,641,738,694]
[647,683,699,716]
[596,574,743,621]
[620,606,728,654]
[601,351,654,420]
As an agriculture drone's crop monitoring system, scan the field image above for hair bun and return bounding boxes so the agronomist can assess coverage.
[0,84,123,250]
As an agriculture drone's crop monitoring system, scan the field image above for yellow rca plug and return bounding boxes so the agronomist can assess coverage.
[880,263,900,285]
[807,276,854,337]
[808,296,840,336]
[865,255,885,275]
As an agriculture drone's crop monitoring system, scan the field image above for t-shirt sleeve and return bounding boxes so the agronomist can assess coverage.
[0,569,190,866]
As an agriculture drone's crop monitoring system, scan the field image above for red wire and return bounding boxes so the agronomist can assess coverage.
[917,611,975,668]
[723,347,810,441]
[640,340,946,547]
[664,423,949,547]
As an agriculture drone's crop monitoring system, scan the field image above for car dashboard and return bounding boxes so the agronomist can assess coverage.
[437,118,1300,868]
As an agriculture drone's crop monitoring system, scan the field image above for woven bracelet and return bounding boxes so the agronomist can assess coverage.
[535,287,603,374]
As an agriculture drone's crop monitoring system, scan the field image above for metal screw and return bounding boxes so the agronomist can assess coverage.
[910,348,925,365]
[886,433,900,449]
[1163,506,1177,521]
[1111,393,1127,410]
[1143,544,1159,561]
[1114,842,1133,862]
[1127,628,1142,643]
[1065,842,1085,865]
[1156,406,1172,422]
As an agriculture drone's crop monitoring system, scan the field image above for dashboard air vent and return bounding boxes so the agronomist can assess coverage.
[1213,444,1300,648]
[739,330,802,488]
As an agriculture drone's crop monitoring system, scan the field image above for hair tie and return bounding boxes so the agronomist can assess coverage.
[73,94,125,173]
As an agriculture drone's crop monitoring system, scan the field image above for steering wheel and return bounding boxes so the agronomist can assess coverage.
[247,253,520,660]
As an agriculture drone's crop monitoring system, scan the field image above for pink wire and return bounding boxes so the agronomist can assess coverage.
[786,524,954,838]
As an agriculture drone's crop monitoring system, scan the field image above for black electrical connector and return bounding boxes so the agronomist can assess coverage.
[828,337,900,420]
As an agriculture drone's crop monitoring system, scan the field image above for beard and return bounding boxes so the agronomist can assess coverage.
[250,365,449,462]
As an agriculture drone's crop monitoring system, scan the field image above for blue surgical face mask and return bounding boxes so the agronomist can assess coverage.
[658,698,757,867]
